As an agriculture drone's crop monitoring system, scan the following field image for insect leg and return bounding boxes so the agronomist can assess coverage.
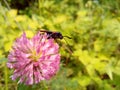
[63,38,73,55]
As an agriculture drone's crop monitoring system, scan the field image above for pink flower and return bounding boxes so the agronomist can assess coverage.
[7,32,60,85]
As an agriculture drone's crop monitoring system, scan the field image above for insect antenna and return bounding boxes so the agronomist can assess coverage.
[63,36,72,39]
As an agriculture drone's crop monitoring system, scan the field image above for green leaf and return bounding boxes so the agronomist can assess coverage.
[106,63,113,80]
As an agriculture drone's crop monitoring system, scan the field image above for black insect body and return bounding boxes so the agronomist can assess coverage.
[40,30,71,39]
[46,31,63,39]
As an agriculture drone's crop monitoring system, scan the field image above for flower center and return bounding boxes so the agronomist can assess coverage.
[31,50,42,62]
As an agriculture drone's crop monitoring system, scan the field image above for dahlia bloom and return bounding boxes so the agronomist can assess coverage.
[7,32,60,85]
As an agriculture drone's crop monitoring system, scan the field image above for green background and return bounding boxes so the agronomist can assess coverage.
[0,0,120,90]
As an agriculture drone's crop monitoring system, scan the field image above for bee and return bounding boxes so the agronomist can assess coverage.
[39,30,72,54]
[39,30,71,39]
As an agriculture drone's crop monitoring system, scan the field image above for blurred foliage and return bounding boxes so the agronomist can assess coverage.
[1,0,120,90]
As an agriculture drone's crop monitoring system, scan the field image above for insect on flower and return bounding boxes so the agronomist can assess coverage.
[39,30,72,54]
[39,30,72,40]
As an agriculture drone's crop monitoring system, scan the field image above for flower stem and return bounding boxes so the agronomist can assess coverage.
[4,62,8,90]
